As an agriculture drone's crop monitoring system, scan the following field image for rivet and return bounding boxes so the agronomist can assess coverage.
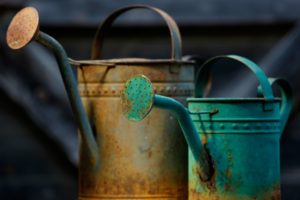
[255,124,261,129]
[166,86,171,93]
[153,87,157,93]
[173,87,177,93]
[232,124,238,129]
[220,124,225,129]
[244,124,250,129]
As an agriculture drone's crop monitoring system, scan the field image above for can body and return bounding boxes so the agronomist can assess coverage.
[187,98,281,200]
[77,61,194,199]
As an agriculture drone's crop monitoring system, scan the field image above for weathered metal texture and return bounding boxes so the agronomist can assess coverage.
[75,5,194,200]
[187,55,293,199]
[122,55,293,200]
[77,63,193,199]
[121,75,154,121]
[121,75,213,181]
[6,7,100,166]
[6,6,39,49]
[188,99,282,199]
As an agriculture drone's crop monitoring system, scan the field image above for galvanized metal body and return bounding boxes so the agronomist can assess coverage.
[188,98,281,199]
[6,5,196,200]
[77,61,193,200]
[187,55,292,200]
[75,5,195,200]
[121,55,293,200]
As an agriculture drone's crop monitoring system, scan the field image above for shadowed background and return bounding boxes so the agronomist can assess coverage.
[0,0,299,199]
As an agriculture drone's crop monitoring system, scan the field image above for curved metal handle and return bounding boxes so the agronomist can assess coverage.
[258,78,293,135]
[195,55,274,101]
[91,4,182,60]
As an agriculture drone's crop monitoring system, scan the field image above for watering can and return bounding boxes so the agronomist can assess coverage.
[6,5,198,199]
[121,55,293,200]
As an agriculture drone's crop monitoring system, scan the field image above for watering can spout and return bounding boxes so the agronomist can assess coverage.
[121,75,213,181]
[6,7,100,168]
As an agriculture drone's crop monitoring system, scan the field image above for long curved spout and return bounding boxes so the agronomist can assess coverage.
[36,32,99,168]
[6,6,99,168]
[121,75,213,181]
[154,95,212,181]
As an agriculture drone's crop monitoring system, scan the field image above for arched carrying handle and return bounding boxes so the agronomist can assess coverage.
[258,78,293,134]
[195,55,274,101]
[91,4,182,60]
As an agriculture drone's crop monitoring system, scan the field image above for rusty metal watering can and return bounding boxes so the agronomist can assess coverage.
[121,55,293,200]
[6,5,197,199]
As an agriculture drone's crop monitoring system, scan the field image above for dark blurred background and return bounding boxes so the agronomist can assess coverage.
[0,0,299,199]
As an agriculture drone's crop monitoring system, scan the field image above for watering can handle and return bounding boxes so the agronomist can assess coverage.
[91,4,182,60]
[258,78,293,134]
[194,55,274,101]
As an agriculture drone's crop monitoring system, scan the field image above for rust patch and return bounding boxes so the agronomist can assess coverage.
[7,7,39,49]
[260,183,281,200]
[147,150,153,158]
[193,160,217,193]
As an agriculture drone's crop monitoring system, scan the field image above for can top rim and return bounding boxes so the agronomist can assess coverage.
[69,58,194,66]
[187,97,281,102]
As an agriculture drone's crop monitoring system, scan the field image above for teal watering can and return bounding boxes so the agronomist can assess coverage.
[121,55,293,200]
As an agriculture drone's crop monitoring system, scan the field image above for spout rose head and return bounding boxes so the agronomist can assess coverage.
[121,75,154,121]
[6,7,39,49]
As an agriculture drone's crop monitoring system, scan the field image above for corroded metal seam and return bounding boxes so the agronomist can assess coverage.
[78,83,194,97]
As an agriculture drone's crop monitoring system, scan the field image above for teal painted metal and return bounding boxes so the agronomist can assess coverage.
[36,32,99,168]
[121,75,154,121]
[5,7,99,168]
[122,55,293,199]
[121,76,212,181]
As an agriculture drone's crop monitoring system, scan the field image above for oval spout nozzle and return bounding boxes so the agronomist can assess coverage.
[121,75,213,181]
[6,7,99,168]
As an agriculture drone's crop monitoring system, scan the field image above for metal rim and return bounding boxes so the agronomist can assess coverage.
[6,7,39,49]
[121,75,154,121]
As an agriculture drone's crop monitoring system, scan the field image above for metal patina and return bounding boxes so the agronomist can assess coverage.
[6,6,100,166]
[6,7,39,49]
[122,55,293,200]
[121,75,155,121]
[7,5,196,199]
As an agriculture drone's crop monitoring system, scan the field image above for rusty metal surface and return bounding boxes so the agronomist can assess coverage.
[6,7,39,49]
[77,64,194,83]
[6,5,195,199]
[90,5,182,61]
[79,101,188,199]
[77,6,194,198]
[70,58,194,66]
[5,6,101,167]
[186,55,292,199]
[78,61,194,199]
[120,55,292,199]
[78,83,193,98]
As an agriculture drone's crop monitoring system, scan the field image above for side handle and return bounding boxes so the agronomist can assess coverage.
[258,78,293,135]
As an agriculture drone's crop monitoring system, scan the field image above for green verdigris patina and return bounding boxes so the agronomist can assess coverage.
[121,75,154,121]
[121,55,293,199]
